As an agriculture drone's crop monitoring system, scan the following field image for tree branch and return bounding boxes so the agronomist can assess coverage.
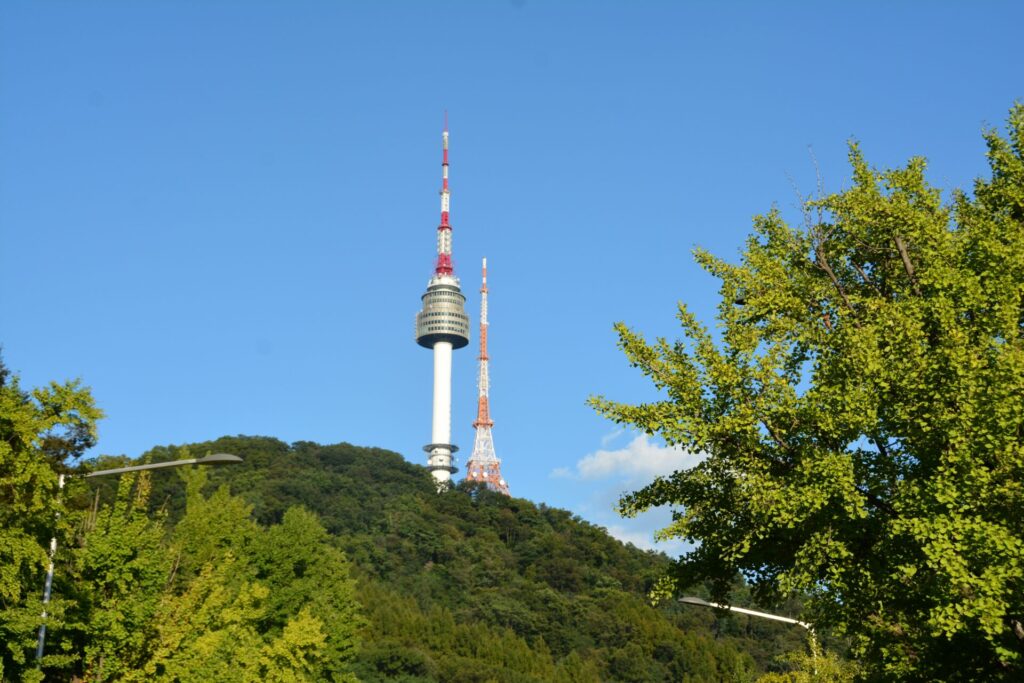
[1010,618,1024,644]
[763,421,792,451]
[759,421,896,517]
[814,244,862,329]
[893,235,922,296]
[856,486,896,516]
[871,436,891,460]
[852,260,884,297]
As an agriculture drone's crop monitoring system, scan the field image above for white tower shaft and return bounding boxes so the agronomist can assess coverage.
[430,341,454,480]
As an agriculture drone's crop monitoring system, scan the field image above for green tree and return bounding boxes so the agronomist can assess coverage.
[148,471,361,682]
[590,104,1024,680]
[129,555,331,683]
[0,354,103,680]
[65,472,171,680]
[135,434,811,678]
[251,506,362,679]
[756,636,858,683]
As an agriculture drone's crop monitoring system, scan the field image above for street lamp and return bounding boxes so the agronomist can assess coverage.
[80,452,243,477]
[679,596,817,673]
[36,453,244,663]
[678,596,814,631]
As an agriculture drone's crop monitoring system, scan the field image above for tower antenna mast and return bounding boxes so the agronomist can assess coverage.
[465,257,510,495]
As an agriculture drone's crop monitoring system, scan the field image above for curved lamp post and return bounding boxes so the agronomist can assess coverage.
[679,596,817,673]
[679,596,814,631]
[36,453,244,663]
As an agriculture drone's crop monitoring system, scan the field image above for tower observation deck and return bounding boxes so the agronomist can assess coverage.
[415,122,469,487]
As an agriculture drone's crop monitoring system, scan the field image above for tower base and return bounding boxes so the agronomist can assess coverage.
[423,443,459,488]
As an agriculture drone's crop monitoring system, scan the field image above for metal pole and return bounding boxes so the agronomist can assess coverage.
[35,473,65,662]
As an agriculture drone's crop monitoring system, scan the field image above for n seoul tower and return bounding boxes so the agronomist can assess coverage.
[415,120,470,487]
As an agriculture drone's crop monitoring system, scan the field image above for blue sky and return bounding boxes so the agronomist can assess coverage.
[2,1,1021,552]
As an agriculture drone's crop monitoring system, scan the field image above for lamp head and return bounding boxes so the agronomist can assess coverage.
[195,453,243,465]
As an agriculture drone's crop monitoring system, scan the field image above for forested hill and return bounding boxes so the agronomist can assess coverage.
[97,435,802,682]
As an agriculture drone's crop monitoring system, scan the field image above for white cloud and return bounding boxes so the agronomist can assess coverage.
[600,428,625,448]
[550,433,703,558]
[605,516,690,556]
[605,524,661,551]
[566,434,705,482]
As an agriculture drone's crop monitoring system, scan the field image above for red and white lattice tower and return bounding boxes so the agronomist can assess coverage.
[415,119,470,488]
[464,258,510,495]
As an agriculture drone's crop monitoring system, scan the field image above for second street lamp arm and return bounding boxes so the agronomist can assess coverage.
[82,453,243,478]
[679,596,818,675]
[678,596,813,631]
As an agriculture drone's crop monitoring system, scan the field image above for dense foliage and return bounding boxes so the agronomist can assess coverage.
[3,355,812,681]
[143,435,809,682]
[0,359,361,682]
[50,465,361,682]
[591,104,1024,680]
[0,356,103,680]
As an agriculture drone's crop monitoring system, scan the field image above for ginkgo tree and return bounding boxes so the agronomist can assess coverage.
[0,355,103,681]
[591,104,1024,680]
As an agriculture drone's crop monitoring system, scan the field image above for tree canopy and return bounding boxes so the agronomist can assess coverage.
[1,348,853,681]
[142,435,796,682]
[0,368,810,683]
[590,104,1024,680]
[0,354,102,680]
[0,358,363,682]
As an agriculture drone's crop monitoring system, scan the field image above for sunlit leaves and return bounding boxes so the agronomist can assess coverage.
[0,359,103,677]
[592,104,1024,679]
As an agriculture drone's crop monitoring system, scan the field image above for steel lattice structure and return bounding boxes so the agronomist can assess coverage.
[464,258,510,496]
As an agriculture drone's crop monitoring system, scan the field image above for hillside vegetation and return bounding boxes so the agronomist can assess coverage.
[120,435,808,682]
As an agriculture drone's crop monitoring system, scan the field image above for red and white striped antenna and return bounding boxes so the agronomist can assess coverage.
[434,113,453,276]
